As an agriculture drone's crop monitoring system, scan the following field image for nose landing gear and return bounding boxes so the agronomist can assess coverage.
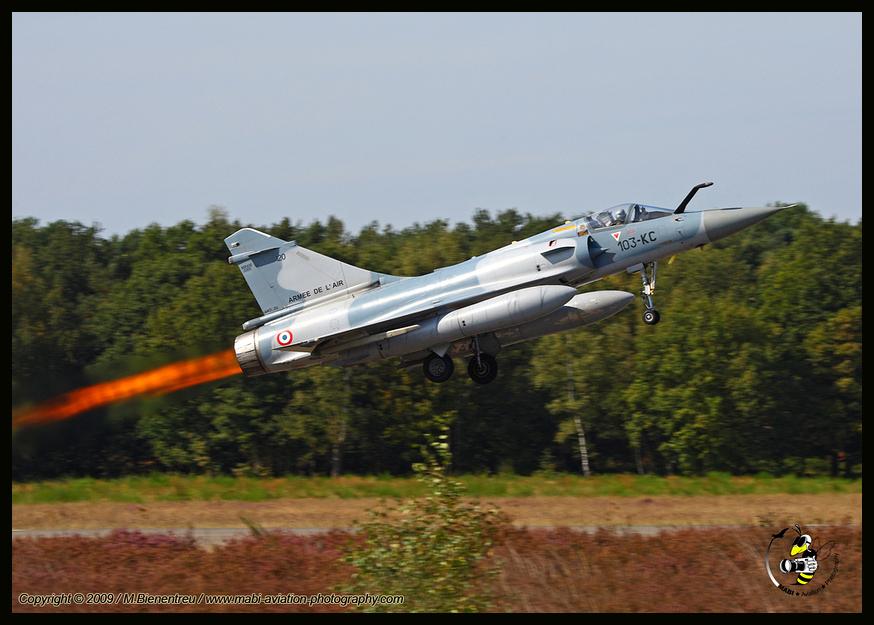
[637,261,661,325]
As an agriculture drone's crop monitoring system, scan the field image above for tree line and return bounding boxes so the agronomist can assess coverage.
[11,205,862,479]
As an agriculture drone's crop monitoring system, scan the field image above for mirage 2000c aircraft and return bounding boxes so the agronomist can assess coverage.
[226,183,791,384]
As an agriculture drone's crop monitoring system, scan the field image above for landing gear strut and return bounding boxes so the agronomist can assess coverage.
[467,334,498,384]
[639,261,661,325]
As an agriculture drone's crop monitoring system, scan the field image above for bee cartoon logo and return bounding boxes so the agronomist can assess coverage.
[765,524,837,595]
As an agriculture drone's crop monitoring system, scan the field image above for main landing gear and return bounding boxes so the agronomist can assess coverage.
[638,261,661,325]
[423,353,454,383]
[422,344,499,384]
[467,353,498,384]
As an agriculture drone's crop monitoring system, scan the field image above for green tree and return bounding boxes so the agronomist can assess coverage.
[531,297,637,474]
[803,305,862,476]
[620,238,778,475]
[755,213,862,474]
[12,219,110,397]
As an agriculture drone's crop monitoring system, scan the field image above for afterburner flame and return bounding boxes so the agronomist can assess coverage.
[12,349,241,427]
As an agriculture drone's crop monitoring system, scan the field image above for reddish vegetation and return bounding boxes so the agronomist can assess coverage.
[13,525,860,612]
[493,526,860,612]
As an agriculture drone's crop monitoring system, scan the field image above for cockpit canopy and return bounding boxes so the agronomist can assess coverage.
[582,203,673,231]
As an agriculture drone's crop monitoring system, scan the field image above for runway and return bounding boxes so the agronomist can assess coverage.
[12,525,746,549]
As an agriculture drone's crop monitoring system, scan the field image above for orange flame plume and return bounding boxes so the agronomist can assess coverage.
[12,349,242,428]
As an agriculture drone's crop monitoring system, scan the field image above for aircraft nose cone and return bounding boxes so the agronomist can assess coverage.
[702,205,786,243]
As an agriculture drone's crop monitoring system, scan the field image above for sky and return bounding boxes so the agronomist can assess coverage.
[12,13,862,239]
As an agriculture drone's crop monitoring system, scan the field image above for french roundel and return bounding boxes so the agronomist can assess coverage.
[277,330,293,346]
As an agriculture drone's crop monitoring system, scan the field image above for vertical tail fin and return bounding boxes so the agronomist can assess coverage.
[225,228,379,315]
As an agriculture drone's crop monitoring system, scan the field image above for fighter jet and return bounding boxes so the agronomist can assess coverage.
[226,183,790,384]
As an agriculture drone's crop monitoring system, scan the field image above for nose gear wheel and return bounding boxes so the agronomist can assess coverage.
[639,261,661,325]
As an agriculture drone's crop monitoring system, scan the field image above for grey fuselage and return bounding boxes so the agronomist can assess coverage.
[229,203,784,377]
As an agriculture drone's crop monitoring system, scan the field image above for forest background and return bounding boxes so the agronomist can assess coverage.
[11,204,861,481]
